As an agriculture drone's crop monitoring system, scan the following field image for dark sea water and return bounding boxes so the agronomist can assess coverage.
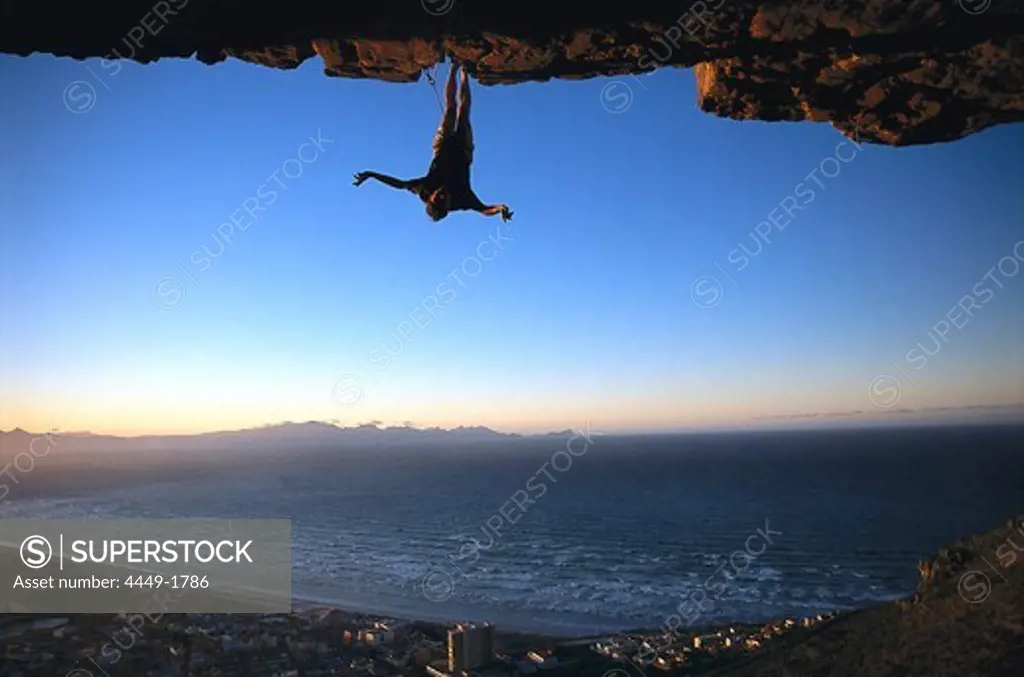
[3,424,1022,636]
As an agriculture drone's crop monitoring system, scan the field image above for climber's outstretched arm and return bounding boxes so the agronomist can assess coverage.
[478,204,513,221]
[353,171,423,191]
[463,192,513,221]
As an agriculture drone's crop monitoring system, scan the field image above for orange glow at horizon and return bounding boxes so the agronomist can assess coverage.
[2,378,1019,437]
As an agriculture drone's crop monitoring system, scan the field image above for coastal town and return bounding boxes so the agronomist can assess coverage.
[0,607,837,676]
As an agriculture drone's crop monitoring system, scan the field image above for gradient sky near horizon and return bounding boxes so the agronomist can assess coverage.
[1,53,1022,435]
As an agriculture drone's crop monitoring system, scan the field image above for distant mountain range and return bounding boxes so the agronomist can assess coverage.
[749,403,1024,424]
[3,404,1019,458]
[0,421,579,458]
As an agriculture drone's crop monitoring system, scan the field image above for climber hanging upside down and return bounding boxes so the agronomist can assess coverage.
[352,62,513,223]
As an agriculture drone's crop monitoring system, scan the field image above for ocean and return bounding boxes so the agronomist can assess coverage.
[2,423,1022,636]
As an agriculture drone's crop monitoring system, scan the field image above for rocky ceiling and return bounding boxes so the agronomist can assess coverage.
[4,0,1024,145]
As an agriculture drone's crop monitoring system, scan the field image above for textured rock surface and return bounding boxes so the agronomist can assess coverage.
[4,0,1024,145]
[700,516,1024,677]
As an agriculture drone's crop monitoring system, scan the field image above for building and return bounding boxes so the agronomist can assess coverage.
[526,651,559,670]
[448,623,496,675]
[464,623,495,670]
[363,629,394,646]
[448,627,465,674]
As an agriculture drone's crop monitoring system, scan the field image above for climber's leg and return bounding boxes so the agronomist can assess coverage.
[432,63,460,157]
[456,67,475,164]
[456,66,472,127]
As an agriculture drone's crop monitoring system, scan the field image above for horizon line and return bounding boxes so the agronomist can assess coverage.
[2,402,1021,440]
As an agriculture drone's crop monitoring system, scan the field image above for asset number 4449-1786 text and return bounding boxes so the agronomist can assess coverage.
[125,574,209,588]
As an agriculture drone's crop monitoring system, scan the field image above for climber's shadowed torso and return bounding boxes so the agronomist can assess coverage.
[414,121,477,211]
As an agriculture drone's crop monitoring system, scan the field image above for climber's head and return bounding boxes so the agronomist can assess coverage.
[425,187,450,222]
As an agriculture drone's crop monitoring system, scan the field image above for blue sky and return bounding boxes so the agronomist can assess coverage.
[1,54,1021,434]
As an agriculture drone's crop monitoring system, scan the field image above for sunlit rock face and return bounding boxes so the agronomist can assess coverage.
[6,0,1024,145]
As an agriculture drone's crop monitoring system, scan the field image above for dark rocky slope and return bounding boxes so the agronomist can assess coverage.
[4,1,1024,146]
[700,515,1024,677]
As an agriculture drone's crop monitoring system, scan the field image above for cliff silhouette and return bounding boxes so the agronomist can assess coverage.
[5,0,1024,146]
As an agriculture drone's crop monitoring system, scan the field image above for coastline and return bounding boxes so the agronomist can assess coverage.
[0,599,843,677]
[289,589,625,639]
[288,592,842,647]
[12,510,1022,677]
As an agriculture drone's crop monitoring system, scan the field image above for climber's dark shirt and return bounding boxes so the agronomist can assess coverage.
[409,126,485,211]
